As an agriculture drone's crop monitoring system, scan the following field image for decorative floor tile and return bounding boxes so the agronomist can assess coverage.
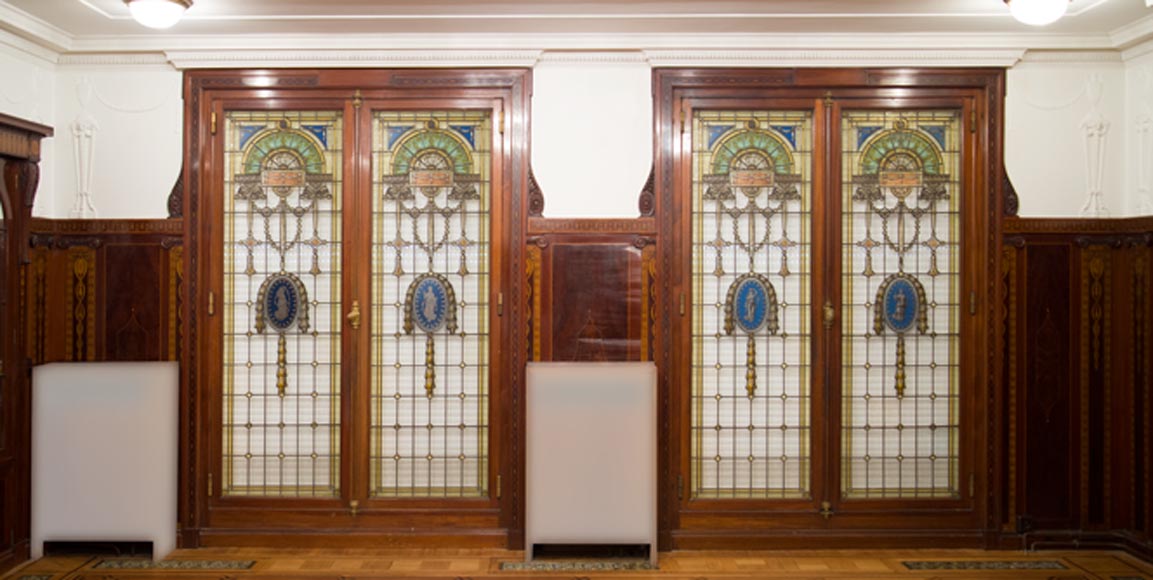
[93,559,256,570]
[903,560,1067,570]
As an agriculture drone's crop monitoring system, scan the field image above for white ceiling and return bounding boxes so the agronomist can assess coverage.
[2,0,1152,58]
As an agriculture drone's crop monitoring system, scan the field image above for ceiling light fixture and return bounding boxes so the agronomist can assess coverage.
[1004,0,1071,26]
[124,0,193,30]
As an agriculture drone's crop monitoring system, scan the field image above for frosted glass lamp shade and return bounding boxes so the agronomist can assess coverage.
[124,0,192,29]
[1005,0,1069,26]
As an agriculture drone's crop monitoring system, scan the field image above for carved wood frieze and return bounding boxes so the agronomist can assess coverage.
[1002,245,1019,531]
[66,247,97,362]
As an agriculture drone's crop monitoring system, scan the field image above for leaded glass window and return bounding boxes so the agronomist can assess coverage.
[222,111,343,497]
[370,111,491,498]
[841,110,961,498]
[691,110,813,499]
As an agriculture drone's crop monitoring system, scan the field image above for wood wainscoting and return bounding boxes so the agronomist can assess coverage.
[26,218,183,365]
[998,216,1153,558]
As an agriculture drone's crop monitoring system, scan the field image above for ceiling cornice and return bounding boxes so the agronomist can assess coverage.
[0,26,61,64]
[1110,12,1153,49]
[643,48,1027,68]
[60,31,1122,55]
[0,2,71,53]
[163,49,543,69]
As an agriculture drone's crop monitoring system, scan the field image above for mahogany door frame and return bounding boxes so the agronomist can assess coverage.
[181,69,530,548]
[653,68,1006,549]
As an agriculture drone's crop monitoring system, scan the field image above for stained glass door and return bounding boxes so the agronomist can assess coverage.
[664,70,990,542]
[193,70,526,540]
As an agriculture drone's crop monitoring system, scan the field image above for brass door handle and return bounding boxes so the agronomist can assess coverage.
[347,300,361,330]
[822,301,836,329]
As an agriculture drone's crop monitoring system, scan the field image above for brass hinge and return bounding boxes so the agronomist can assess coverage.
[823,90,834,108]
[679,293,685,317]
[970,114,978,134]
[498,107,505,135]
[677,475,684,500]
[498,292,504,316]
[207,472,214,497]
[0,359,5,379]
[969,291,977,315]
[349,500,360,517]
[819,500,834,520]
[352,89,363,109]
[208,291,216,316]
[969,473,975,498]
[496,475,502,499]
[210,112,217,135]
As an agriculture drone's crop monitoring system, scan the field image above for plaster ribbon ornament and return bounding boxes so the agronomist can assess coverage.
[723,274,780,397]
[255,273,311,397]
[852,118,949,397]
[872,273,928,398]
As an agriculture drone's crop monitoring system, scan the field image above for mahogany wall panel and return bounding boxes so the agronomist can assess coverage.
[26,219,182,365]
[526,220,656,364]
[1000,217,1153,558]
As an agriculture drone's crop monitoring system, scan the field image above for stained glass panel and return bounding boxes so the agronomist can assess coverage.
[841,110,961,499]
[371,111,491,498]
[691,110,813,499]
[222,111,343,497]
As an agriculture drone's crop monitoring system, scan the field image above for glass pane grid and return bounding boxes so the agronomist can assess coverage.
[841,109,961,499]
[222,110,343,498]
[370,111,491,498]
[691,110,813,500]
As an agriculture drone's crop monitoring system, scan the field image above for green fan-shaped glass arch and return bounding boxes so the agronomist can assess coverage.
[859,130,943,175]
[242,130,327,174]
[391,129,474,174]
[710,129,795,175]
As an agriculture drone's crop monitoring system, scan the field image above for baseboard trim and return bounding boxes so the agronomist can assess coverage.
[1006,530,1153,562]
[197,528,509,549]
[671,529,987,550]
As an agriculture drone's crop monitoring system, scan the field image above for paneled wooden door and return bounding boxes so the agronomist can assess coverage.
[656,69,1001,548]
[185,70,528,547]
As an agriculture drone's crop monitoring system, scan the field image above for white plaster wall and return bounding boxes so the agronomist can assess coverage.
[53,65,182,219]
[531,56,652,218]
[1124,46,1153,216]
[1005,58,1127,217]
[0,31,57,217]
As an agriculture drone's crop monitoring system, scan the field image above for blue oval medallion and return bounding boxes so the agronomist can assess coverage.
[734,277,771,334]
[882,277,920,334]
[263,275,301,332]
[412,276,450,333]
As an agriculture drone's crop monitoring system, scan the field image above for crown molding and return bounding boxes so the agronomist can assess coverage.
[0,2,71,54]
[537,51,649,64]
[644,48,1026,68]
[164,49,543,69]
[57,52,174,68]
[1122,37,1153,61]
[1019,49,1124,63]
[1110,12,1153,50]
[56,31,1123,55]
[0,26,60,65]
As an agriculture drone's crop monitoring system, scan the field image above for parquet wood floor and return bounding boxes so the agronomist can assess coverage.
[5,548,1152,580]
